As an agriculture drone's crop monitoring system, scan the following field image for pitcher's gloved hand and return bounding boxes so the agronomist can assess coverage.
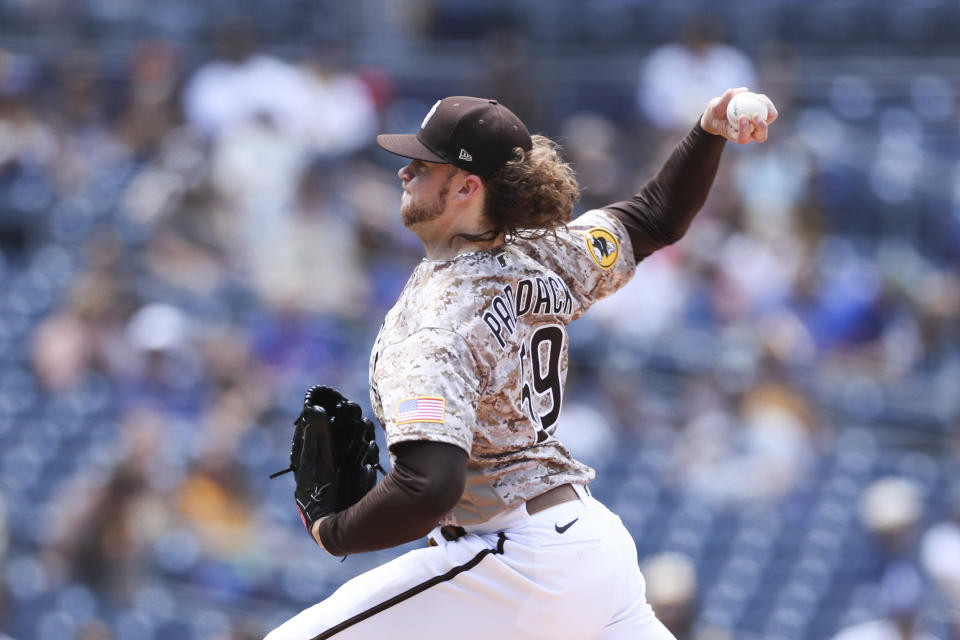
[272,386,383,534]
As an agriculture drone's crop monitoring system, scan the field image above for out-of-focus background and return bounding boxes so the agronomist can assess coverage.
[0,1,958,639]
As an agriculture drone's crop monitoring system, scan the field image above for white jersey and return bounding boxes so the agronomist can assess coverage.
[369,209,636,526]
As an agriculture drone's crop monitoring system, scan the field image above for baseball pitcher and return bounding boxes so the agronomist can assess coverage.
[267,88,777,639]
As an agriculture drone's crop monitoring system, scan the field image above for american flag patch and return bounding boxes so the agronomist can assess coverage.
[396,396,445,424]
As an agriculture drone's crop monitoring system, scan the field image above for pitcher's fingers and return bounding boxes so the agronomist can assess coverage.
[756,93,779,123]
[752,115,769,143]
[737,117,752,144]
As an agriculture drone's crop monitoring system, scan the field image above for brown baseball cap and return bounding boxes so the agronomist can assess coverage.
[377,96,533,178]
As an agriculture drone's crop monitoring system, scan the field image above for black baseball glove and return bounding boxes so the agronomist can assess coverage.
[271,385,383,534]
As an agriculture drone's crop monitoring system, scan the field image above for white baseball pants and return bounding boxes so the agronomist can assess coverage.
[264,485,676,640]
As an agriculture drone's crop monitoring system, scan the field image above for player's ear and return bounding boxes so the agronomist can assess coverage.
[453,173,483,203]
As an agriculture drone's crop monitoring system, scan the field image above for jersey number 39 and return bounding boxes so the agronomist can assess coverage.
[519,325,565,443]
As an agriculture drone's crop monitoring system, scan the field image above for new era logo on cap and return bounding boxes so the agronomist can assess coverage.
[376,96,533,177]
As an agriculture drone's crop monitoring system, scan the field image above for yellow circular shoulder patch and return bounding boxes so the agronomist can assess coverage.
[582,227,620,270]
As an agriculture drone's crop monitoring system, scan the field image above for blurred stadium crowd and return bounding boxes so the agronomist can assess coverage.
[0,1,958,639]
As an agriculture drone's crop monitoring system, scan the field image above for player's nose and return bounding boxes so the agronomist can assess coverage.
[398,162,414,182]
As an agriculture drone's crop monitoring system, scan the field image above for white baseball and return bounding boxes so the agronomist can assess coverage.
[726,92,768,134]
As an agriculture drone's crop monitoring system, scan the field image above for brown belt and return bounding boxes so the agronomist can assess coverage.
[431,484,581,545]
[525,483,580,515]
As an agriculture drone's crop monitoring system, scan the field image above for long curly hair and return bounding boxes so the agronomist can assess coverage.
[457,135,580,243]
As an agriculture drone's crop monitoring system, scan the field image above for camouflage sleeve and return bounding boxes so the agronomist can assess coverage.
[374,328,484,454]
[555,209,638,316]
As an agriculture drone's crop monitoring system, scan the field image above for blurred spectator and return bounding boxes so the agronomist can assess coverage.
[30,261,130,392]
[859,476,924,561]
[207,108,308,251]
[342,159,427,310]
[787,241,891,353]
[559,111,630,212]
[910,267,960,374]
[246,306,356,392]
[671,364,816,505]
[75,620,113,640]
[0,49,56,172]
[117,303,205,416]
[48,416,173,605]
[183,17,377,158]
[730,134,814,243]
[176,451,256,559]
[831,563,936,640]
[289,43,378,158]
[920,483,960,632]
[247,163,369,317]
[46,46,134,198]
[140,180,234,296]
[554,397,616,468]
[200,326,263,399]
[114,39,183,159]
[477,29,541,129]
[638,14,757,132]
[182,16,306,141]
[195,328,271,461]
[641,551,698,639]
[194,34,379,284]
[53,47,105,130]
[0,47,34,99]
[119,126,209,227]
[588,250,690,340]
